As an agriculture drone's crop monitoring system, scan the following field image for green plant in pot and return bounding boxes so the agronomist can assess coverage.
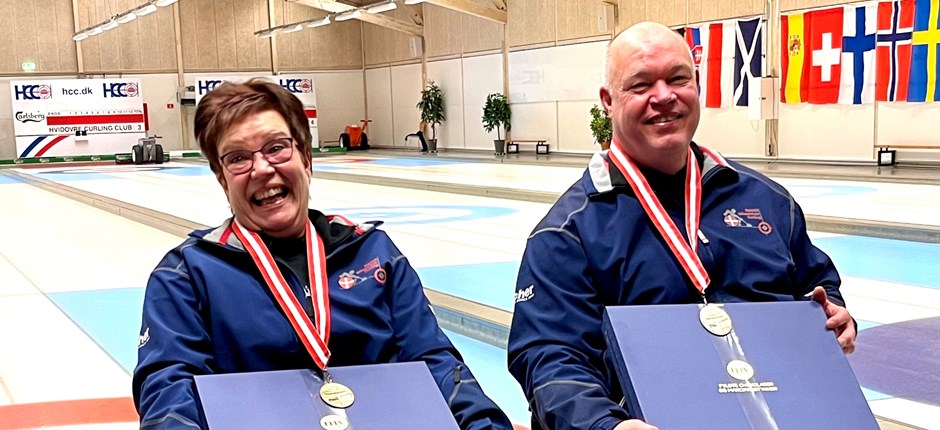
[416,80,445,152]
[589,104,612,151]
[482,93,511,154]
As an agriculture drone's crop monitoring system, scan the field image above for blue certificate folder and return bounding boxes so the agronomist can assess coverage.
[602,301,879,430]
[194,361,459,430]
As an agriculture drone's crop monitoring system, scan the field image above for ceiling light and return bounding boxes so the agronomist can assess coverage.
[87,26,103,35]
[135,4,158,15]
[116,12,137,23]
[72,32,88,41]
[335,10,362,21]
[154,0,178,6]
[101,19,119,31]
[282,23,304,33]
[403,0,425,4]
[366,2,397,13]
[258,28,279,38]
[307,16,331,28]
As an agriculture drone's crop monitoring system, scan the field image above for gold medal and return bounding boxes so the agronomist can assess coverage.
[699,304,732,336]
[320,382,355,409]
[320,414,349,430]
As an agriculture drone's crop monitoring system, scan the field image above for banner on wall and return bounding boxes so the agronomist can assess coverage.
[194,75,319,147]
[9,78,146,158]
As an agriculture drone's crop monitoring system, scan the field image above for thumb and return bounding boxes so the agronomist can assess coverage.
[810,286,828,305]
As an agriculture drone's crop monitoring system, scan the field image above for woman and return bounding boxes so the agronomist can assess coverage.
[132,79,511,430]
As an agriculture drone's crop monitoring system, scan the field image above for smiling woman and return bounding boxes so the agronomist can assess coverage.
[132,79,513,430]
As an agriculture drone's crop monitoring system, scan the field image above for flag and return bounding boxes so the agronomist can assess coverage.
[684,26,704,70]
[807,7,844,104]
[781,12,811,103]
[908,0,940,102]
[840,4,877,104]
[699,21,736,108]
[876,0,914,102]
[733,17,764,106]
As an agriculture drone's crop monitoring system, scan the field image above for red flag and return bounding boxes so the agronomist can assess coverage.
[807,7,844,104]
[875,0,914,102]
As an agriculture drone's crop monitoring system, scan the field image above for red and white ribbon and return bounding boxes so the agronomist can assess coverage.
[232,219,331,369]
[607,141,716,294]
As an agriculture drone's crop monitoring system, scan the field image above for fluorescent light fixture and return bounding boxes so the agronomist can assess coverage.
[366,2,397,13]
[101,19,119,31]
[307,16,331,28]
[154,0,178,6]
[403,0,425,4]
[116,12,137,23]
[335,10,361,21]
[135,3,158,15]
[282,23,304,33]
[72,32,88,41]
[87,26,103,35]
[258,28,279,38]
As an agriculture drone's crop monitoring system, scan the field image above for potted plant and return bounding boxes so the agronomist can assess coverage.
[482,93,511,154]
[589,104,612,151]
[416,80,445,152]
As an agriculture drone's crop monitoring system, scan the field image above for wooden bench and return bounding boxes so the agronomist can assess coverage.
[507,139,550,155]
[875,144,940,166]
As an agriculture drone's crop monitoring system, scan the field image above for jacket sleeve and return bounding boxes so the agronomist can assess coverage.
[508,229,630,430]
[382,235,513,430]
[132,248,214,430]
[787,200,846,306]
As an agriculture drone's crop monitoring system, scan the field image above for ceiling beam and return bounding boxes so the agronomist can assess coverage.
[424,0,506,24]
[287,0,424,36]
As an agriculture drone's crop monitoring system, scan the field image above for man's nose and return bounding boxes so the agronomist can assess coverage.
[649,81,676,105]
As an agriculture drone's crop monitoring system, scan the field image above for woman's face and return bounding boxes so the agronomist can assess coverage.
[215,110,311,238]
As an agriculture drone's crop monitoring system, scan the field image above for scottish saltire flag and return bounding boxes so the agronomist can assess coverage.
[908,0,940,102]
[699,21,736,108]
[733,17,763,106]
[840,4,877,104]
[876,0,914,102]
[781,11,810,103]
[807,7,844,104]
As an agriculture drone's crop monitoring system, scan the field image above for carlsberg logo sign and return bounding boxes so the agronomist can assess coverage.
[15,111,45,123]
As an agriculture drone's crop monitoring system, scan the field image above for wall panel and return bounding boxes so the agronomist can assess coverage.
[427,59,465,148]
[363,8,417,66]
[78,0,175,73]
[425,4,464,58]
[508,0,554,47]
[276,1,362,70]
[620,0,648,29]
[181,0,270,72]
[461,12,502,53]
[557,0,610,41]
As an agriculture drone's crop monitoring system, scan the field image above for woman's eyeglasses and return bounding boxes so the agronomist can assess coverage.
[219,137,295,175]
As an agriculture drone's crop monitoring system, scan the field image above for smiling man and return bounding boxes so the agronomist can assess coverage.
[506,22,856,430]
[132,80,511,430]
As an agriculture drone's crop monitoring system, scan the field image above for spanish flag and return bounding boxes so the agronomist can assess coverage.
[781,12,811,103]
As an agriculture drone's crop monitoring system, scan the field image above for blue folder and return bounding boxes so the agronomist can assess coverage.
[602,301,879,430]
[194,361,459,430]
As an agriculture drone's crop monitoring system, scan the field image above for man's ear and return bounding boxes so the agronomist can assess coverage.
[600,87,613,114]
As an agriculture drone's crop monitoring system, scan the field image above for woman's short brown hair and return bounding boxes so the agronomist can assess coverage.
[194,79,312,176]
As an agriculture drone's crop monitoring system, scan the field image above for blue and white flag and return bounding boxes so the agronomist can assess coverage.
[733,17,764,106]
[840,4,877,104]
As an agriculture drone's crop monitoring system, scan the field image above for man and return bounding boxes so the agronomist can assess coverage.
[506,22,856,430]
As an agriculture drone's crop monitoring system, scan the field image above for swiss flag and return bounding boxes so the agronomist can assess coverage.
[807,7,844,104]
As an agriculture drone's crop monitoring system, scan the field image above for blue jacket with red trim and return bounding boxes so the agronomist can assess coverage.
[507,146,845,430]
[133,209,512,430]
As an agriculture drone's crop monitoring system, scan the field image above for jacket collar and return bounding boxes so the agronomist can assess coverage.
[588,142,736,196]
[198,209,378,255]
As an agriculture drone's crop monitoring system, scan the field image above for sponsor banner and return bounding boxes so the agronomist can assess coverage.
[194,75,318,146]
[9,78,146,157]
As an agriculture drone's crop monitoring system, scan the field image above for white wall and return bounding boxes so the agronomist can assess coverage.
[427,59,465,148]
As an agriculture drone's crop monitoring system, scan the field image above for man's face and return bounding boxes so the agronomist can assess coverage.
[216,110,311,238]
[601,33,701,172]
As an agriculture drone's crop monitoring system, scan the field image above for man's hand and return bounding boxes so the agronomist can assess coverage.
[810,286,857,354]
[614,419,659,430]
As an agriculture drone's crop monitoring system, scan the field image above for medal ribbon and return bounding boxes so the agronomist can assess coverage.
[232,219,331,369]
[608,140,716,294]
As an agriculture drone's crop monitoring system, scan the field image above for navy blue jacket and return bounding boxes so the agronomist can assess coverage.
[133,210,511,430]
[507,147,844,430]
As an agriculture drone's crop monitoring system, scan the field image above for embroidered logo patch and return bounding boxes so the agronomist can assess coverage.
[722,208,772,235]
[138,327,150,348]
[337,257,386,289]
